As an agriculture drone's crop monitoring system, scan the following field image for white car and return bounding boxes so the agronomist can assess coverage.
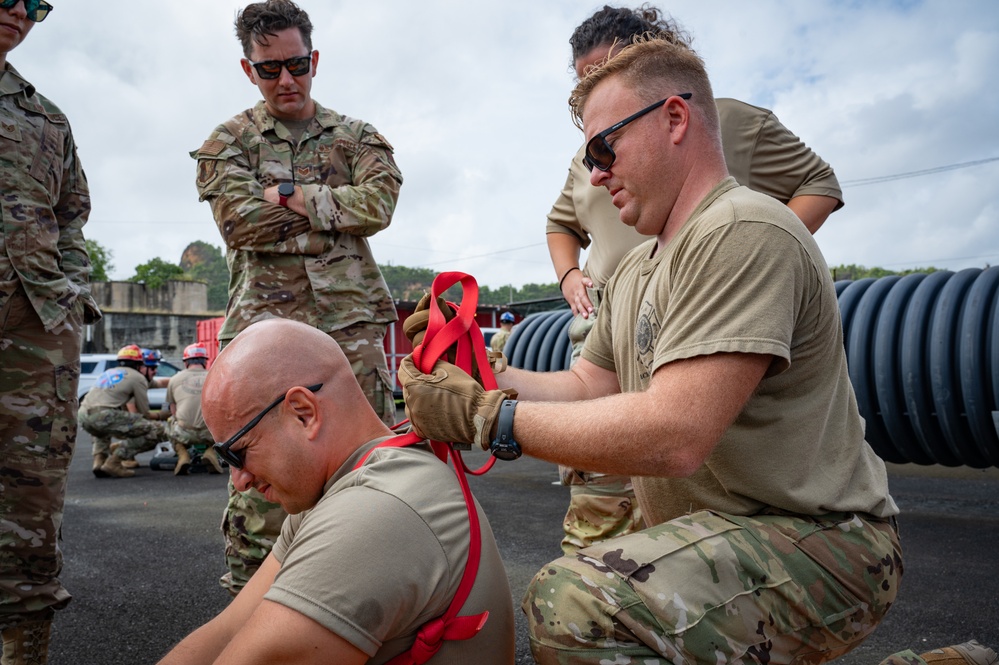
[78,353,180,411]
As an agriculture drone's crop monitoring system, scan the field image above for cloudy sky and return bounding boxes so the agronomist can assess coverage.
[12,1,999,291]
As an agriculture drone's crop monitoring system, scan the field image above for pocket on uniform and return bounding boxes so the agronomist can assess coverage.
[29,120,62,192]
[54,361,79,402]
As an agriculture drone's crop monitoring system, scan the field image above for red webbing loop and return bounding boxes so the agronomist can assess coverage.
[358,272,500,664]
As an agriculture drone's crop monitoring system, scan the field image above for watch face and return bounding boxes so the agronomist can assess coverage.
[491,440,522,461]
[278,183,295,197]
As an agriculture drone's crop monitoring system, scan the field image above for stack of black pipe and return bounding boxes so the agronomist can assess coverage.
[505,266,999,468]
[504,310,575,373]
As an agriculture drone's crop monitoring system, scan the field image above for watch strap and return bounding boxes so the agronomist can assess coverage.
[490,399,521,460]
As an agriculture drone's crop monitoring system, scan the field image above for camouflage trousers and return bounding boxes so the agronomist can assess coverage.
[558,289,645,554]
[166,419,212,451]
[0,290,82,628]
[220,321,396,594]
[524,509,903,665]
[77,408,166,459]
[559,470,645,555]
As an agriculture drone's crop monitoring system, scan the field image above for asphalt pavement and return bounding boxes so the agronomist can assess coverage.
[48,430,999,664]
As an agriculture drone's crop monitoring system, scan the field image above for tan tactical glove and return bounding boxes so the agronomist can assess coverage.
[402,293,457,349]
[400,354,517,450]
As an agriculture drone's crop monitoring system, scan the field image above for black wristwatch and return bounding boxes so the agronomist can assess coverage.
[278,182,295,207]
[489,399,521,461]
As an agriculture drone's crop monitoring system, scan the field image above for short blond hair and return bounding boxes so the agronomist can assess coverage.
[569,36,719,138]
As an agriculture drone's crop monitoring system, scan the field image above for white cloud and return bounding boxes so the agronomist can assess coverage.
[11,0,999,289]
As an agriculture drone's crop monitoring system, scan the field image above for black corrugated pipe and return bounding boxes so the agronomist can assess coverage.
[505,267,999,468]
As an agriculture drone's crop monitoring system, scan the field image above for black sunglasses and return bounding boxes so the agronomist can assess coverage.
[246,52,313,80]
[1,0,53,22]
[213,383,323,469]
[583,92,692,172]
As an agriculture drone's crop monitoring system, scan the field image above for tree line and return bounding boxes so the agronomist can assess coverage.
[86,239,958,310]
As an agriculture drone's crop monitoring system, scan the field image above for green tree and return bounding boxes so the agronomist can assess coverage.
[85,239,113,282]
[829,264,943,281]
[181,241,229,310]
[378,264,439,301]
[378,263,564,305]
[129,257,186,290]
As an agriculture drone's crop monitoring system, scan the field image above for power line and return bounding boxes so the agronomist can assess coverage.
[841,156,999,187]
[411,245,551,269]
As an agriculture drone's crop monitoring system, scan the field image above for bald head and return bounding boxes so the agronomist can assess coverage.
[204,318,392,455]
[206,318,345,404]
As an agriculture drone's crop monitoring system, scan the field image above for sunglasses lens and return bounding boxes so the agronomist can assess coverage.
[585,137,614,172]
[32,5,50,22]
[286,56,311,76]
[253,62,283,80]
[214,444,241,469]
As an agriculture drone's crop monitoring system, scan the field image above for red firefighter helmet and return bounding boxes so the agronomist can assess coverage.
[183,344,210,361]
[116,345,143,362]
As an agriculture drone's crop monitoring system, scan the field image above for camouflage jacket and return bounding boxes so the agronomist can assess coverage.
[191,101,402,342]
[0,64,100,331]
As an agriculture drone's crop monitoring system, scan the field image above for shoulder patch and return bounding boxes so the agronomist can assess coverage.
[198,139,228,157]
[362,131,394,152]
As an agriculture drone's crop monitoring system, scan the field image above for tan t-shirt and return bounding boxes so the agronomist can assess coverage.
[164,365,207,429]
[79,366,151,416]
[267,439,515,664]
[582,178,896,525]
[546,97,844,287]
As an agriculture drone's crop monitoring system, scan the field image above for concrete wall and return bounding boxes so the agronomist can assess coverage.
[91,280,212,315]
[84,281,222,359]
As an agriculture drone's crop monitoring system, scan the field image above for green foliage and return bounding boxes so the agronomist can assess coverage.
[181,241,229,311]
[829,264,943,281]
[85,239,113,282]
[129,257,186,290]
[378,264,562,305]
[379,264,441,301]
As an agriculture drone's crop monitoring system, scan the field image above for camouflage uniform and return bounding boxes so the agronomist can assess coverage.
[560,288,644,554]
[164,365,213,452]
[0,63,99,631]
[525,511,902,665]
[489,327,511,354]
[192,100,402,593]
[77,367,166,460]
[165,419,212,449]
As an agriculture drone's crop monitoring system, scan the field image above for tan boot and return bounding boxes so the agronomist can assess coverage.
[1,619,51,665]
[174,444,192,476]
[92,454,108,477]
[99,454,135,478]
[202,446,224,474]
[920,641,999,665]
[109,441,139,468]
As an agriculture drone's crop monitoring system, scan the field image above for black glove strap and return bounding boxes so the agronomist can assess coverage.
[490,399,521,461]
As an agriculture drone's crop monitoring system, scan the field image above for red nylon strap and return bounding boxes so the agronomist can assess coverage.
[358,272,497,664]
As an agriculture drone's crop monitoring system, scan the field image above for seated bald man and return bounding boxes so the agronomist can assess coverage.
[156,318,515,665]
